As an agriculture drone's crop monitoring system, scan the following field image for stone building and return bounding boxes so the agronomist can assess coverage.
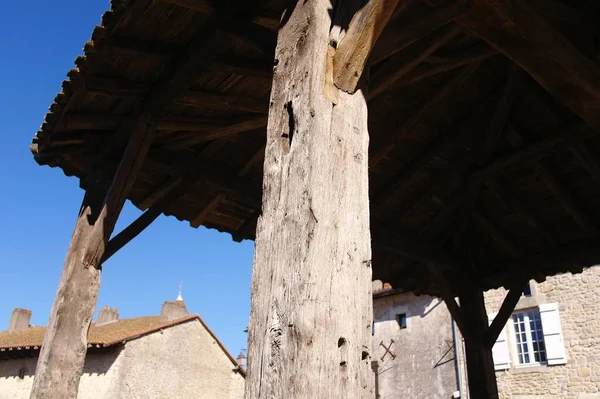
[372,283,460,399]
[0,298,245,399]
[373,266,600,399]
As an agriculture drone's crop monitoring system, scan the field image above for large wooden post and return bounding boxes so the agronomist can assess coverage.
[30,117,155,399]
[459,287,499,399]
[244,1,377,398]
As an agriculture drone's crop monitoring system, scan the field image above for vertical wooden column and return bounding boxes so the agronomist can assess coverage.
[244,1,373,398]
[30,117,155,399]
[459,287,499,399]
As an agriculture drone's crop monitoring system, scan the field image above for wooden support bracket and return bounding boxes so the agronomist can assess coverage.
[484,280,528,348]
[332,0,404,93]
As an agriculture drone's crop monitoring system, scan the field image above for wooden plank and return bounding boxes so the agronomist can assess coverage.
[175,91,268,114]
[533,161,598,236]
[456,0,600,129]
[369,23,462,99]
[190,194,224,228]
[369,62,480,167]
[370,1,468,63]
[159,0,281,29]
[163,115,268,149]
[331,0,404,93]
[478,239,600,289]
[397,43,497,87]
[102,178,193,263]
[472,210,520,258]
[245,1,373,397]
[485,179,555,245]
[238,145,266,177]
[471,124,598,182]
[571,143,600,187]
[478,65,524,165]
[138,177,184,210]
[484,281,528,348]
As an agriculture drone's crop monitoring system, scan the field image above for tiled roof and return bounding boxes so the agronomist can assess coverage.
[0,313,245,377]
[0,314,198,350]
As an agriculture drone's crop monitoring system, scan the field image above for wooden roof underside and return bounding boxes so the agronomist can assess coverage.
[31,0,600,295]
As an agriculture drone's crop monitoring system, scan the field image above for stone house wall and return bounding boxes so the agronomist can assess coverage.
[0,319,245,399]
[477,267,600,399]
[373,291,458,399]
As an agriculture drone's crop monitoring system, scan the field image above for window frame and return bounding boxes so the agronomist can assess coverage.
[509,308,547,368]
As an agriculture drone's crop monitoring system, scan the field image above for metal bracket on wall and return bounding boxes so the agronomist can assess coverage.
[380,339,396,361]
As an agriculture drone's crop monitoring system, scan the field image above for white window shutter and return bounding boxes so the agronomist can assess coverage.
[539,303,567,365]
[488,312,510,370]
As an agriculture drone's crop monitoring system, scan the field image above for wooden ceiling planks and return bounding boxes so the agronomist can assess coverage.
[30,0,600,295]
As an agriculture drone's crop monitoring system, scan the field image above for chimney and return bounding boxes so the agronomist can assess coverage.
[96,306,119,326]
[160,300,188,322]
[236,351,247,370]
[8,309,31,333]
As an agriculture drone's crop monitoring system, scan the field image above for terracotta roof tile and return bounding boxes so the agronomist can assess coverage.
[0,313,245,377]
[0,314,198,350]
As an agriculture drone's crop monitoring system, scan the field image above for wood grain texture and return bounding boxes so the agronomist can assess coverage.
[29,186,105,399]
[245,1,373,397]
[457,0,600,129]
[333,0,404,93]
[459,286,500,399]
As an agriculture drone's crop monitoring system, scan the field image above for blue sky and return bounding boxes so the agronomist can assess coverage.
[0,0,253,356]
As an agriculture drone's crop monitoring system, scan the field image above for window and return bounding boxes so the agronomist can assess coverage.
[512,309,546,365]
[395,313,407,329]
[489,303,567,370]
[522,282,532,297]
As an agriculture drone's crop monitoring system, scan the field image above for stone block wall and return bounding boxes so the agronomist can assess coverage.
[373,291,458,399]
[482,267,600,399]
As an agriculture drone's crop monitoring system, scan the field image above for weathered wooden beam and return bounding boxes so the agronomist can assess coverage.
[370,62,480,167]
[533,161,598,236]
[571,143,600,187]
[148,148,262,208]
[245,1,373,397]
[470,124,598,182]
[478,239,600,289]
[456,0,600,129]
[238,144,266,177]
[32,20,232,399]
[459,286,500,399]
[371,95,490,215]
[371,1,468,64]
[30,118,156,399]
[396,43,497,87]
[427,262,467,338]
[485,179,555,245]
[159,0,281,29]
[331,0,404,93]
[138,177,184,210]
[175,90,268,114]
[190,194,224,228]
[472,210,520,258]
[478,65,523,165]
[232,210,260,242]
[103,177,193,263]
[484,281,528,348]
[369,23,462,99]
[163,115,268,149]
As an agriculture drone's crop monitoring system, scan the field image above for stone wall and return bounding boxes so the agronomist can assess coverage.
[0,319,245,399]
[0,350,123,399]
[373,291,458,399]
[480,267,600,399]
